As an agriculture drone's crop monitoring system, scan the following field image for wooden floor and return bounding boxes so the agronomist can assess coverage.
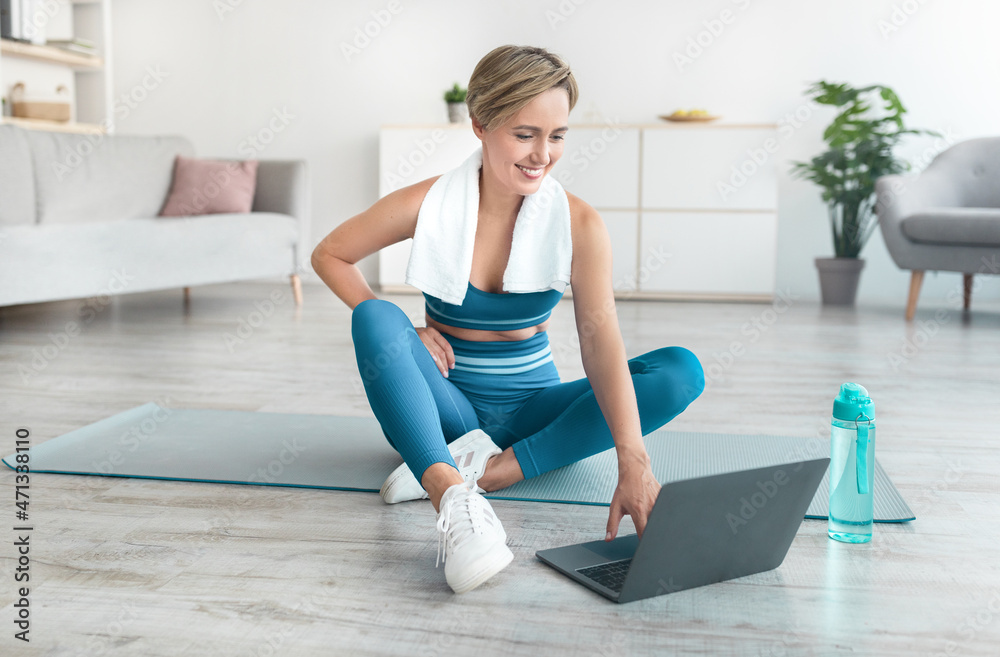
[1,281,999,656]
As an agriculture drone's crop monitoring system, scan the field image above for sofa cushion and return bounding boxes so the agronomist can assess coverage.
[0,125,36,226]
[160,156,259,217]
[901,207,1000,247]
[0,212,298,306]
[23,129,195,225]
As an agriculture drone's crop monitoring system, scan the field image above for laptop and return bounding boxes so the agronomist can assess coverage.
[535,458,829,603]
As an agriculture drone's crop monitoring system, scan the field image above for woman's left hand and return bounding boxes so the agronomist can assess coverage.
[606,458,661,541]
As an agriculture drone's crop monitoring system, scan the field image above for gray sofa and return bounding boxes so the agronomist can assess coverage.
[0,124,309,308]
[876,137,1000,320]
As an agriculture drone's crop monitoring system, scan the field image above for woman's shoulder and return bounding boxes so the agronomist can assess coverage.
[564,189,613,289]
[389,174,444,211]
[565,189,611,267]
[564,189,603,232]
[349,175,444,243]
[373,174,445,232]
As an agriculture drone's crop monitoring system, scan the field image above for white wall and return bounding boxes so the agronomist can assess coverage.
[110,0,1000,306]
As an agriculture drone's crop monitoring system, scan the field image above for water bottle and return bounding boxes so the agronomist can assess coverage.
[828,382,876,543]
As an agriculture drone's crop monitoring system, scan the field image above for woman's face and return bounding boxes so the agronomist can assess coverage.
[476,87,570,197]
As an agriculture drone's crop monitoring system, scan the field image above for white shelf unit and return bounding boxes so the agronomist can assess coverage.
[378,122,778,301]
[0,0,113,133]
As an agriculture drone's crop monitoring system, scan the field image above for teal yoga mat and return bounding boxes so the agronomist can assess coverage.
[3,402,914,522]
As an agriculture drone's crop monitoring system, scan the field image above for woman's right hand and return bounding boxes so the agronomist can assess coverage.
[415,327,455,377]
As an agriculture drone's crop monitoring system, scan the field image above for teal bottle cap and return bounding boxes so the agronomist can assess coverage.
[833,382,875,422]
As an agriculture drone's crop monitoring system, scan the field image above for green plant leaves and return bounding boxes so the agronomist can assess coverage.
[444,82,467,103]
[790,79,936,258]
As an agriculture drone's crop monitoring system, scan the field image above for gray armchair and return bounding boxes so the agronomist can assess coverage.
[876,137,1000,320]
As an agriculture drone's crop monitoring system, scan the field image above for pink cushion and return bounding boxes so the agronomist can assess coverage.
[159,156,259,217]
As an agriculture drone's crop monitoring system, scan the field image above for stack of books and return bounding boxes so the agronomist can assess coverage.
[1,0,45,44]
[46,37,99,57]
[1,0,100,55]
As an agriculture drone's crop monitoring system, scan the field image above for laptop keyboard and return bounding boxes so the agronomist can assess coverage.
[576,558,633,593]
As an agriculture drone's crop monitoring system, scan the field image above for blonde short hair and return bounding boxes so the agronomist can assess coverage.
[466,45,579,133]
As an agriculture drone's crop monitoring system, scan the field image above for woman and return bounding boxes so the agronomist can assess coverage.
[312,45,705,594]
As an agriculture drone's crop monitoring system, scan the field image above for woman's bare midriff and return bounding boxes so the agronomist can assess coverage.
[425,314,549,342]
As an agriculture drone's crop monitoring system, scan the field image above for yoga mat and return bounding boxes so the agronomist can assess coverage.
[3,402,914,522]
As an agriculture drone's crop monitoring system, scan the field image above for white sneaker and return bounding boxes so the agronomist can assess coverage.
[379,428,501,504]
[435,481,513,593]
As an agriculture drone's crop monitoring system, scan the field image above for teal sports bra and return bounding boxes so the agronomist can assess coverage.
[423,281,564,331]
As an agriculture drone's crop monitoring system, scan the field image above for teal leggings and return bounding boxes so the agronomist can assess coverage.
[352,299,705,485]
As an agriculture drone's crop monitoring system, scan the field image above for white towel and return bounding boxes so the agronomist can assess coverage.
[404,146,572,305]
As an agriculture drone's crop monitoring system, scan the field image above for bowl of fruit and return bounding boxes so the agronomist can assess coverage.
[659,109,720,123]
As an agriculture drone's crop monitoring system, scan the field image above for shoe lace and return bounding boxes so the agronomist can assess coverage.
[435,485,487,568]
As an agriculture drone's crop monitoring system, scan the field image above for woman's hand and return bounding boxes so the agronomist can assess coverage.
[606,456,661,541]
[415,327,455,377]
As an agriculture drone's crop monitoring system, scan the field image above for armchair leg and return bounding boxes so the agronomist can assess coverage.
[963,274,973,311]
[905,270,924,321]
[290,274,303,307]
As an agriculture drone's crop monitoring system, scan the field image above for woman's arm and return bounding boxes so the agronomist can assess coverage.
[567,194,661,541]
[311,176,439,310]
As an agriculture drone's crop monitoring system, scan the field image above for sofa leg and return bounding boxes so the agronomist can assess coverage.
[290,274,303,307]
[905,270,924,321]
[183,286,191,304]
[963,274,973,311]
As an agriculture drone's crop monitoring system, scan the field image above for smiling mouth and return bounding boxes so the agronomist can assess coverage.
[516,164,544,178]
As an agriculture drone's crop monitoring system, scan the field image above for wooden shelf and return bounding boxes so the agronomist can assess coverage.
[1,116,105,134]
[0,39,102,70]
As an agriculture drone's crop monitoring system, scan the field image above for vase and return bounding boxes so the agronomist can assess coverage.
[447,102,468,123]
[815,257,865,306]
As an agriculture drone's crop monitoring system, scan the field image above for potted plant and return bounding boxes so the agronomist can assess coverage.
[444,83,468,124]
[791,81,936,306]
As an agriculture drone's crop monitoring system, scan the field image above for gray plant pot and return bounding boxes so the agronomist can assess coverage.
[447,102,468,123]
[815,257,865,306]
